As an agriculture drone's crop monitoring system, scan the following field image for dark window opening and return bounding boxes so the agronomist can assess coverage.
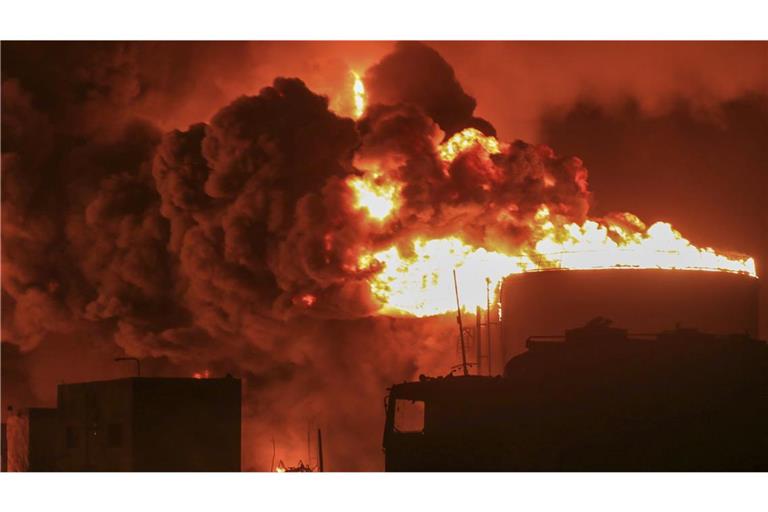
[108,423,122,447]
[394,399,425,433]
[66,426,79,449]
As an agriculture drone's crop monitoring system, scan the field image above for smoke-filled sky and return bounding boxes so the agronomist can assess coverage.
[2,41,767,471]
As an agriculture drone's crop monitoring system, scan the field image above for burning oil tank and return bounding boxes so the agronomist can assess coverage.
[499,269,759,362]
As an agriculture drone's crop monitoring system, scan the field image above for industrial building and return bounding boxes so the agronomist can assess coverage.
[384,320,768,471]
[5,376,241,471]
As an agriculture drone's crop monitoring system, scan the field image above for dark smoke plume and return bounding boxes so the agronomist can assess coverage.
[0,41,644,470]
[364,42,496,138]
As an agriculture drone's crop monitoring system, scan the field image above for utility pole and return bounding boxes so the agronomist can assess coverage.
[453,269,469,376]
[317,429,324,472]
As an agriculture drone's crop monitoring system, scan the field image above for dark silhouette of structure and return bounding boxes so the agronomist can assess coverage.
[1,422,5,471]
[7,377,241,471]
[384,320,768,471]
[500,269,759,367]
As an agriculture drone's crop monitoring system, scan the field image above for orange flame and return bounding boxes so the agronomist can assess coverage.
[351,71,366,119]
[351,128,756,317]
[438,128,502,162]
[348,173,399,221]
[193,369,210,379]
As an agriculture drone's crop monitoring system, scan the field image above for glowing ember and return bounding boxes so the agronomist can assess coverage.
[348,174,398,221]
[351,71,366,119]
[299,293,316,307]
[193,369,210,379]
[438,127,502,162]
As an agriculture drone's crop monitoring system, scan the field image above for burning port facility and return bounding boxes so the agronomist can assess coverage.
[3,376,241,471]
[384,268,767,471]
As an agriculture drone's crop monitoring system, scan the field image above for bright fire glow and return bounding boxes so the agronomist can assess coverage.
[193,369,210,379]
[438,128,502,162]
[532,207,756,277]
[352,71,366,119]
[348,174,398,221]
[345,89,756,317]
[360,238,526,317]
[359,208,756,317]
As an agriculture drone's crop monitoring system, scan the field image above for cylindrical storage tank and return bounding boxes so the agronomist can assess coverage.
[500,269,759,362]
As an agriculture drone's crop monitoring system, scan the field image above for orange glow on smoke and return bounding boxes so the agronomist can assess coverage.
[350,128,757,317]
[300,294,316,307]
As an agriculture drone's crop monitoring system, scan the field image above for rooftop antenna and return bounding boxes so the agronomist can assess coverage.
[114,357,141,377]
[476,306,482,375]
[486,277,492,376]
[453,269,470,376]
[317,428,324,472]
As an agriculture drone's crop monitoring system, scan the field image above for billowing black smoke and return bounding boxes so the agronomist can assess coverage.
[2,41,592,470]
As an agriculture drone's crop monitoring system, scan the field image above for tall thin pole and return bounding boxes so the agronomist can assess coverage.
[271,437,276,472]
[476,306,482,375]
[317,429,324,472]
[453,269,469,376]
[486,277,492,376]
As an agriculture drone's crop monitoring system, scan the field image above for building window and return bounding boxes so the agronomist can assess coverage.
[66,426,79,449]
[394,399,425,433]
[108,423,122,447]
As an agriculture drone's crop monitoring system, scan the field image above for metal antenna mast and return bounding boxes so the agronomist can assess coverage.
[486,277,493,376]
[453,269,470,376]
[476,306,482,375]
[317,429,325,472]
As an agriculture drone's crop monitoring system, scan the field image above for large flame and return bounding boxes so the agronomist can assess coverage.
[350,128,757,317]
[351,71,366,119]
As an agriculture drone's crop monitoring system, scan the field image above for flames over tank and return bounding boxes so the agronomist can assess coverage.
[351,125,756,318]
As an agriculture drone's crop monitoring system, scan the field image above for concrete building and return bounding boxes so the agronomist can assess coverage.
[7,377,241,471]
